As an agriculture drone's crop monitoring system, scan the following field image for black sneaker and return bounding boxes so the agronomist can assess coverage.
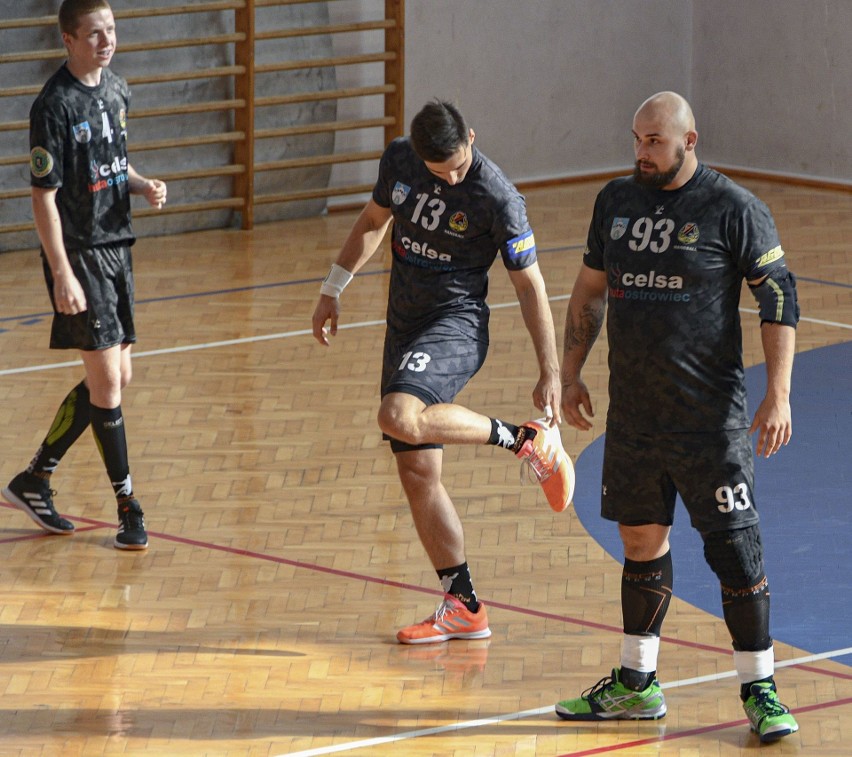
[115,498,148,551]
[2,471,74,534]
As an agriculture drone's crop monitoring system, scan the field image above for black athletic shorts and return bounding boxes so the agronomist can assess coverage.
[601,427,759,534]
[381,316,488,453]
[43,244,136,351]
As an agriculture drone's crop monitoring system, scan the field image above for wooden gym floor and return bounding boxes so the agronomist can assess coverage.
[0,179,850,756]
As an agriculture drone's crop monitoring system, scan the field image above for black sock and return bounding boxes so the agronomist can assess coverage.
[438,562,480,612]
[28,380,91,476]
[620,666,655,692]
[487,418,533,453]
[89,404,133,502]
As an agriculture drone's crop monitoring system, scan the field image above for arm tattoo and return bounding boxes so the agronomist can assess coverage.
[564,302,604,357]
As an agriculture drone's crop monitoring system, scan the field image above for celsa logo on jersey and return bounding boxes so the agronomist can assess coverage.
[508,230,536,259]
[608,266,691,303]
[399,236,452,262]
[88,156,129,193]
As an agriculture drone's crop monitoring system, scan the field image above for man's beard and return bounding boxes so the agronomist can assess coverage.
[633,146,686,188]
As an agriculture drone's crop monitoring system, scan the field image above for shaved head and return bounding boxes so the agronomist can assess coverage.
[632,91,698,189]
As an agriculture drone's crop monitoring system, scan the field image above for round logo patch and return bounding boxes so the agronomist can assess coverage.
[449,211,468,233]
[30,147,54,178]
[677,222,700,245]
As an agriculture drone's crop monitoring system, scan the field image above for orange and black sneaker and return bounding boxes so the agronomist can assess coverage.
[516,419,575,512]
[396,595,491,644]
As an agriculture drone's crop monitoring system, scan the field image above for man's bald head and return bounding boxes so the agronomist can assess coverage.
[635,91,696,134]
[632,91,698,190]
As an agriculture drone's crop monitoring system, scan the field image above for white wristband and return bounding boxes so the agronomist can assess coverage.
[320,263,354,298]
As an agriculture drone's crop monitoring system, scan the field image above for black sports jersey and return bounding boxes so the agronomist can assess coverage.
[374,138,537,338]
[585,163,791,433]
[30,64,134,249]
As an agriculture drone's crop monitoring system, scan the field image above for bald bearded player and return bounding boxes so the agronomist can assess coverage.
[554,92,800,743]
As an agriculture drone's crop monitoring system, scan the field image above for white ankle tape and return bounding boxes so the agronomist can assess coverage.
[621,634,660,673]
[734,646,774,684]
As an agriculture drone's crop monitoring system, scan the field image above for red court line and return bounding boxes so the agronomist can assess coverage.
[556,697,852,756]
[2,500,849,680]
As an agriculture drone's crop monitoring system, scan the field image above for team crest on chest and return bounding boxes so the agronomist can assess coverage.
[72,121,92,144]
[677,222,699,244]
[449,211,468,233]
[610,217,629,240]
[391,181,411,205]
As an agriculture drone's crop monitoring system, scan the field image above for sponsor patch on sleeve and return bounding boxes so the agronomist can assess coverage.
[756,245,785,268]
[30,147,54,178]
[507,230,536,259]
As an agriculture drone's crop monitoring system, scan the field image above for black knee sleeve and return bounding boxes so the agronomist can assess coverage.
[702,526,771,651]
[702,525,764,588]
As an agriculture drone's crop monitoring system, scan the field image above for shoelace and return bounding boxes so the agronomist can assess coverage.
[584,674,617,699]
[30,479,59,508]
[518,442,558,485]
[753,688,787,716]
[120,504,146,530]
[431,599,457,622]
[42,489,59,510]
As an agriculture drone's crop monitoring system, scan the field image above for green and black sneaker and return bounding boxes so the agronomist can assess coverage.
[555,667,666,721]
[743,681,799,742]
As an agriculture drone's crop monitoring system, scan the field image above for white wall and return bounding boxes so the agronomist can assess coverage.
[399,0,851,185]
[404,0,693,182]
[692,0,851,182]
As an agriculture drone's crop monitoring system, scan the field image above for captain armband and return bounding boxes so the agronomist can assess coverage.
[748,269,799,327]
[320,263,354,298]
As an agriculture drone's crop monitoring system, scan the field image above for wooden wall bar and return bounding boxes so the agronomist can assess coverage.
[0,0,405,244]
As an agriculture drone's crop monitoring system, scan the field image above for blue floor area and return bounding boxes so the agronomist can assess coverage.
[571,341,852,667]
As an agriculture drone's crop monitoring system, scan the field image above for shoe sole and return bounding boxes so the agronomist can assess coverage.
[752,724,799,742]
[397,628,492,644]
[114,539,149,551]
[2,486,75,535]
[555,705,667,721]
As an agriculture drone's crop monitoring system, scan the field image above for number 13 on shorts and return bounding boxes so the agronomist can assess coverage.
[398,351,432,373]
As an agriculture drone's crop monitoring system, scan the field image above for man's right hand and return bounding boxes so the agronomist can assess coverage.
[561,378,595,431]
[52,269,87,315]
[311,294,341,346]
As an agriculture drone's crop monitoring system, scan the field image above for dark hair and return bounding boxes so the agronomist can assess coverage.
[410,100,470,162]
[59,0,112,35]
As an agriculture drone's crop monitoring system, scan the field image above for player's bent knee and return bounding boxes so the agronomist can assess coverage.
[701,525,764,588]
[377,403,417,444]
[378,394,429,444]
